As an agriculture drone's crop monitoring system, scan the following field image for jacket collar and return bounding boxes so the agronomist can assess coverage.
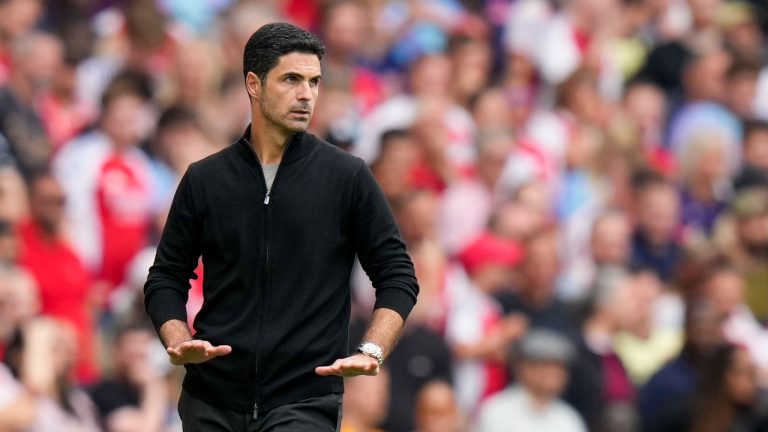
[236,124,313,166]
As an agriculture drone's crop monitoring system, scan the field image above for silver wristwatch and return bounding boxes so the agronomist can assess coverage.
[356,341,385,365]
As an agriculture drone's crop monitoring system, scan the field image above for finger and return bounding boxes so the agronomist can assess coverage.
[315,359,344,376]
[315,366,334,376]
[180,340,208,353]
[167,346,180,356]
[209,345,232,357]
[337,360,379,376]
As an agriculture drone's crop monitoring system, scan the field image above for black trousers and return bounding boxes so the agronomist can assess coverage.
[178,390,343,432]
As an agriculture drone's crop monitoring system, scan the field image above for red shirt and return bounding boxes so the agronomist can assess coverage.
[18,221,98,383]
[95,154,152,288]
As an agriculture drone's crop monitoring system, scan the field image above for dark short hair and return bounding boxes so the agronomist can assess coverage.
[243,22,325,83]
[157,105,200,132]
[100,68,153,110]
[744,118,768,141]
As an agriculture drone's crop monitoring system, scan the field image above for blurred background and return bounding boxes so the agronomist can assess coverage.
[0,0,768,431]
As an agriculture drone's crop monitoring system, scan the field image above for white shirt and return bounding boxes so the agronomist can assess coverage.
[475,386,587,432]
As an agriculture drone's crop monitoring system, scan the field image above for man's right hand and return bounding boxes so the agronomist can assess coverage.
[166,340,232,365]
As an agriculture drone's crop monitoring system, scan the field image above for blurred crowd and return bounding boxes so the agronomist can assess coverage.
[1,0,768,431]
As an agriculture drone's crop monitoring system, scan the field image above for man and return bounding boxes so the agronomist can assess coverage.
[475,329,586,432]
[144,23,419,431]
[630,175,683,283]
[0,32,62,177]
[87,323,169,431]
[17,172,97,382]
[53,70,157,292]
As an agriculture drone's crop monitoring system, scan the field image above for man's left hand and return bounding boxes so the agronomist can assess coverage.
[315,353,379,377]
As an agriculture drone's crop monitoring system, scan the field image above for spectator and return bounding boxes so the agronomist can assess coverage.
[0,218,19,266]
[53,70,158,293]
[147,105,219,220]
[0,264,38,359]
[701,266,768,377]
[475,329,586,432]
[319,0,384,114]
[0,317,100,431]
[341,370,389,432]
[369,129,420,199]
[658,344,768,432]
[567,209,633,302]
[38,56,95,151]
[620,80,674,177]
[363,291,454,432]
[613,269,683,386]
[0,32,62,176]
[87,323,170,432]
[17,171,99,383]
[630,174,683,283]
[0,0,44,85]
[414,380,466,432]
[564,267,637,431]
[438,129,512,255]
[639,300,726,432]
[634,0,724,110]
[533,0,622,98]
[391,189,447,324]
[668,49,742,179]
[448,34,493,108]
[354,53,475,173]
[719,1,766,65]
[724,60,761,121]
[713,188,768,320]
[445,232,527,413]
[469,88,512,131]
[678,131,731,236]
[733,119,768,190]
[494,227,575,338]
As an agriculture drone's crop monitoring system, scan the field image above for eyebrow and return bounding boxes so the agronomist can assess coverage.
[279,71,322,80]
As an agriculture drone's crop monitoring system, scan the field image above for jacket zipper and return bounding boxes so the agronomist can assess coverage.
[244,134,292,420]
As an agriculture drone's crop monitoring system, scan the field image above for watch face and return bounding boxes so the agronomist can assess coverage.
[359,342,383,362]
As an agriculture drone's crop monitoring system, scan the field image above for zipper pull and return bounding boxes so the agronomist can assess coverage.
[263,192,270,205]
[253,402,259,420]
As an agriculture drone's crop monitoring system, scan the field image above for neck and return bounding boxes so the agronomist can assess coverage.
[688,179,715,202]
[10,75,34,105]
[521,288,551,309]
[523,386,553,412]
[585,313,615,337]
[35,220,59,240]
[250,118,293,165]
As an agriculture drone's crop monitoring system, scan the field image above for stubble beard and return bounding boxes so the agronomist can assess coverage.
[260,95,311,134]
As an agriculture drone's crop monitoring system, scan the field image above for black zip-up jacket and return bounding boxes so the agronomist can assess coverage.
[144,127,419,414]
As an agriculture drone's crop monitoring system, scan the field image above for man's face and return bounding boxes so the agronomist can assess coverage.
[519,360,569,401]
[592,215,631,265]
[30,176,66,234]
[636,185,680,245]
[252,52,321,135]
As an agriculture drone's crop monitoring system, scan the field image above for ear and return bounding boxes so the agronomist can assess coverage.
[245,71,261,101]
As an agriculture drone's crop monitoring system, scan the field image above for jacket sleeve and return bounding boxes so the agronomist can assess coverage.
[350,162,419,320]
[144,170,203,334]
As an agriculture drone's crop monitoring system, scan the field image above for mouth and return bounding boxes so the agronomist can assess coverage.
[290,110,311,115]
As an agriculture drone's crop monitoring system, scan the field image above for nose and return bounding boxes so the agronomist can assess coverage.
[297,81,312,101]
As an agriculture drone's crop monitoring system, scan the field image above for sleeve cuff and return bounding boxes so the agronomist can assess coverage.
[373,284,418,321]
[145,288,189,335]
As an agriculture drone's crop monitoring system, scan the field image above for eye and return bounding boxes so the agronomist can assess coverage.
[310,78,321,86]
[285,75,298,82]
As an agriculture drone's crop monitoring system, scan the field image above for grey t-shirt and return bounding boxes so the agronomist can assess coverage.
[262,163,278,192]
